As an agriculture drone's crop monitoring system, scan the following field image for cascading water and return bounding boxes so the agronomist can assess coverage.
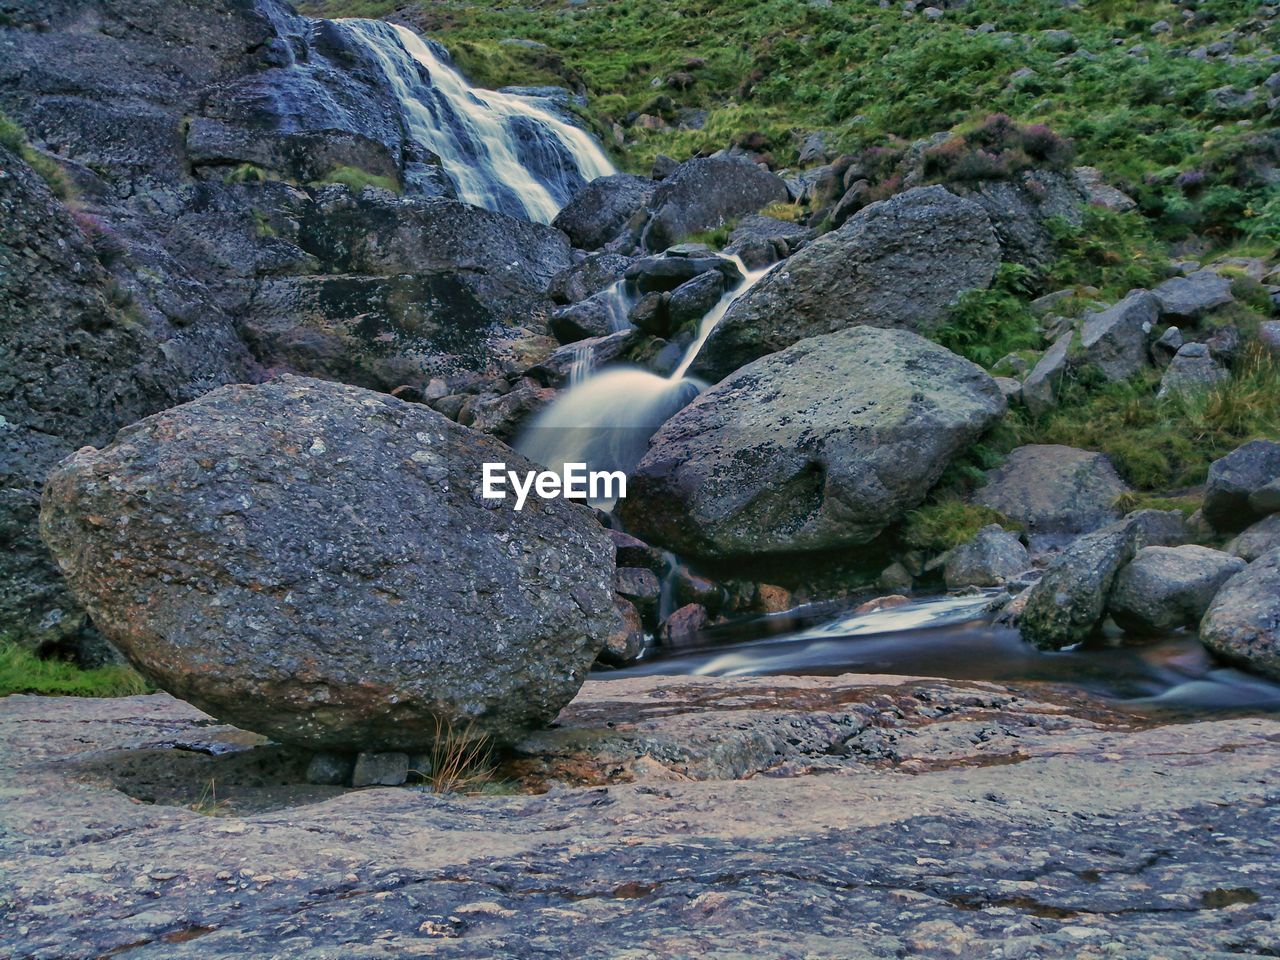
[516,257,776,502]
[337,19,615,223]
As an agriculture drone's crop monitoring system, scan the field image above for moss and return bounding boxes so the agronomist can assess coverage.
[900,499,1018,554]
[0,642,151,698]
[0,108,74,199]
[316,165,403,195]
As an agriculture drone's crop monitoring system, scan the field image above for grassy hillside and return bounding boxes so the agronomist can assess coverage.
[298,0,1278,242]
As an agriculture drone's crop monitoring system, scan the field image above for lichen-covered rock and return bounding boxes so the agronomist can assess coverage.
[1200,549,1280,681]
[691,186,1000,383]
[1202,439,1280,533]
[973,445,1128,550]
[1228,514,1280,563]
[619,326,1005,559]
[1019,510,1188,649]
[39,376,620,750]
[1108,545,1246,634]
[939,525,1030,589]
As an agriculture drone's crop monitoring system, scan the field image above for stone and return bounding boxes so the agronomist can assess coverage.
[1021,330,1073,417]
[609,530,666,573]
[39,376,620,750]
[1200,549,1280,681]
[1019,510,1188,649]
[1251,479,1280,516]
[974,445,1128,549]
[624,252,743,294]
[692,186,1000,383]
[615,567,662,622]
[305,752,354,786]
[658,603,710,646]
[640,156,790,252]
[1152,325,1184,363]
[351,752,410,787]
[628,291,670,336]
[550,293,621,344]
[878,562,914,592]
[1078,291,1158,382]
[552,174,655,251]
[1108,545,1246,634]
[994,377,1022,403]
[1203,440,1280,532]
[1227,514,1280,563]
[548,254,633,305]
[1074,166,1137,212]
[1258,320,1280,355]
[723,214,815,268]
[947,170,1087,270]
[940,526,1030,589]
[619,326,1005,559]
[1151,269,1235,321]
[1156,342,1228,399]
[600,596,647,666]
[666,271,726,330]
[673,568,724,613]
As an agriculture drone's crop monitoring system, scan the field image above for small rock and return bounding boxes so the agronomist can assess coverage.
[351,752,409,787]
[1157,342,1228,399]
[1079,291,1158,382]
[878,561,914,592]
[600,596,647,666]
[940,525,1029,589]
[1022,330,1073,417]
[1203,440,1280,532]
[305,752,354,786]
[659,603,709,646]
[1228,514,1280,562]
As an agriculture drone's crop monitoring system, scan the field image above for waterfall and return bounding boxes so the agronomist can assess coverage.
[336,19,615,223]
[516,256,776,504]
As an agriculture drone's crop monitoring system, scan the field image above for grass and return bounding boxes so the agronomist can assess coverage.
[1,108,74,199]
[935,263,1042,368]
[900,500,1018,554]
[0,641,151,698]
[413,717,498,794]
[317,165,403,195]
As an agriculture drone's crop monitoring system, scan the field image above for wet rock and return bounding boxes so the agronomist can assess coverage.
[1157,342,1228,399]
[658,603,709,646]
[600,596,647,666]
[1078,291,1158,382]
[39,376,620,750]
[1200,549,1280,680]
[1109,545,1246,634]
[640,156,789,251]
[1151,269,1235,321]
[673,568,725,614]
[1019,510,1188,649]
[628,291,670,336]
[973,445,1128,549]
[620,326,1005,559]
[1021,330,1073,417]
[1228,514,1280,563]
[305,752,354,786]
[723,213,815,268]
[1203,439,1280,532]
[552,174,655,251]
[878,562,915,592]
[351,752,409,787]
[548,253,633,305]
[550,293,620,344]
[615,567,662,622]
[692,186,1000,383]
[939,525,1030,589]
[666,271,726,329]
[609,530,666,573]
[624,252,743,294]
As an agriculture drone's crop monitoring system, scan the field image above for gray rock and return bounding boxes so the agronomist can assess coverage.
[974,445,1129,549]
[1151,269,1235,321]
[1200,549,1280,680]
[1109,545,1246,634]
[1251,479,1280,516]
[1030,288,1075,316]
[1021,330,1073,417]
[552,174,655,251]
[692,186,1000,383]
[550,291,623,344]
[39,376,620,750]
[1203,439,1280,532]
[625,252,743,294]
[548,253,633,305]
[1259,320,1280,355]
[1078,291,1158,381]
[878,561,914,592]
[640,156,789,252]
[1152,324,1184,363]
[619,326,1005,559]
[994,377,1023,403]
[940,525,1029,589]
[1228,514,1280,562]
[1157,342,1228,398]
[627,291,669,337]
[947,170,1087,269]
[1020,510,1188,649]
[1074,166,1137,212]
[667,271,726,329]
[305,752,354,786]
[615,567,662,622]
[723,214,815,268]
[351,752,410,787]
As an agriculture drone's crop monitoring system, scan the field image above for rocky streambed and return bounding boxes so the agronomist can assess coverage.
[3,675,1280,959]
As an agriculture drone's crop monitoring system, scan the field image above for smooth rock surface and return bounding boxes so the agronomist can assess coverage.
[1229,513,1280,562]
[1200,549,1280,681]
[1108,545,1246,634]
[620,326,1005,559]
[939,525,1029,589]
[39,376,620,750]
[1203,439,1280,532]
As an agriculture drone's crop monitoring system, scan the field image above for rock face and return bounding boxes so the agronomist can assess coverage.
[619,326,1005,559]
[947,169,1086,269]
[1019,510,1187,649]
[552,174,654,251]
[1021,329,1073,417]
[1202,439,1280,532]
[973,445,1128,549]
[1078,291,1158,382]
[1108,545,1246,634]
[1200,549,1280,680]
[1151,269,1234,321]
[640,156,789,252]
[1157,342,1228,399]
[940,525,1029,589]
[691,186,1000,383]
[39,376,620,750]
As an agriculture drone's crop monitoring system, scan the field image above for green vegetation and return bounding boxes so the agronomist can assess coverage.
[901,500,1018,554]
[0,641,151,698]
[317,165,403,195]
[0,108,73,199]
[300,0,1276,241]
[1043,207,1171,300]
[935,263,1042,368]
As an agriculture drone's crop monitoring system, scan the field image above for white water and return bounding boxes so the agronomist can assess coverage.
[337,20,615,222]
[516,256,775,501]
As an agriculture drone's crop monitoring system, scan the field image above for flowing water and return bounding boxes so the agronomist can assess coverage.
[337,19,615,222]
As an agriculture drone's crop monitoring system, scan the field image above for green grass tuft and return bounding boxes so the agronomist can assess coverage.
[901,500,1018,554]
[317,165,403,195]
[0,642,152,698]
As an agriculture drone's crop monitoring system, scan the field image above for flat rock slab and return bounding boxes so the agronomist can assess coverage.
[2,679,1279,959]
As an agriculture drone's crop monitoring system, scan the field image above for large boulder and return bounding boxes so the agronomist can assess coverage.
[973,445,1129,549]
[1019,510,1188,650]
[39,376,621,750]
[1200,549,1280,681]
[1228,514,1280,563]
[947,169,1086,269]
[640,156,789,252]
[618,326,1005,559]
[552,174,654,251]
[1150,269,1234,322]
[1077,291,1158,382]
[690,186,1000,383]
[1108,545,1246,634]
[1202,440,1280,533]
